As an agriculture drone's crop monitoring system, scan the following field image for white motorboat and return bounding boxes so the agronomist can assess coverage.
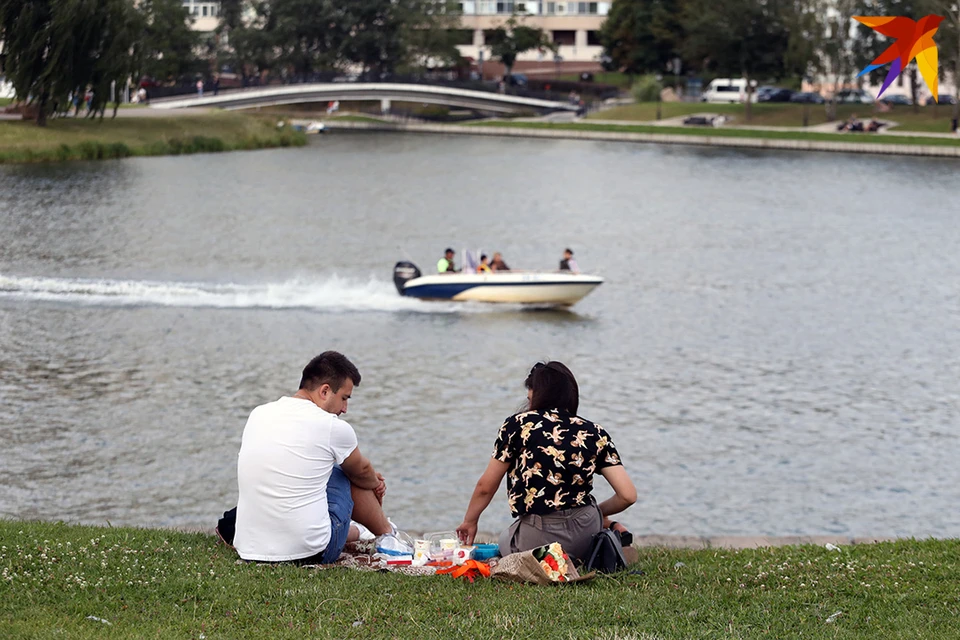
[392,261,603,307]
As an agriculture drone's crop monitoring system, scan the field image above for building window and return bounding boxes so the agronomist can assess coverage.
[202,5,207,16]
[552,30,576,45]
[589,2,598,13]
[587,30,602,46]
[452,29,474,45]
[517,2,526,12]
[496,1,514,13]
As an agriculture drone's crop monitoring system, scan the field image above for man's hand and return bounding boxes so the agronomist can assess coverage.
[456,520,478,546]
[374,473,386,505]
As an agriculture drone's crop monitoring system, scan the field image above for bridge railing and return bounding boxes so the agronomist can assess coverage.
[147,73,620,110]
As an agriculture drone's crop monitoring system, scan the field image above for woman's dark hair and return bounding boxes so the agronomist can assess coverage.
[299,351,361,392]
[525,361,578,415]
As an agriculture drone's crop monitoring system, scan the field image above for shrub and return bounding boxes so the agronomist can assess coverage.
[632,75,664,103]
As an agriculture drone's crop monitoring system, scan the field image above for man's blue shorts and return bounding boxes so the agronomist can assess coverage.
[320,466,355,563]
[293,466,354,565]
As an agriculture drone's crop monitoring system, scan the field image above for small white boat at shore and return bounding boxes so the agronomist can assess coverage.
[393,261,603,307]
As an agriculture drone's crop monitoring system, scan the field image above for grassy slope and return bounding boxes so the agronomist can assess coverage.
[591,102,960,133]
[0,111,305,163]
[2,520,959,639]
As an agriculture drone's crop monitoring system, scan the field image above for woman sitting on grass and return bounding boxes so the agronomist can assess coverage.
[456,361,637,562]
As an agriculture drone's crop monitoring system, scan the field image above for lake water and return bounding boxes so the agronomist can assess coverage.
[1,133,959,538]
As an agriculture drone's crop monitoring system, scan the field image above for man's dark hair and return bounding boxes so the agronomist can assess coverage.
[525,361,579,415]
[299,351,361,392]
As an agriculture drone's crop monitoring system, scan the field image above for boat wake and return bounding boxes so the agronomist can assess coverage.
[0,273,460,313]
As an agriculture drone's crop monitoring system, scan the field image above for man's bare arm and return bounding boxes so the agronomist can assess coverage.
[339,448,381,490]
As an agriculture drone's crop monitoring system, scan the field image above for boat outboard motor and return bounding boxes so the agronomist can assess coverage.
[393,261,421,295]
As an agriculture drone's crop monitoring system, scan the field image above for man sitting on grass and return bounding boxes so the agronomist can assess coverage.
[218,351,397,564]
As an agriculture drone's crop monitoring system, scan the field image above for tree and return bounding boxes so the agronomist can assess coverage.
[139,0,201,83]
[0,0,142,126]
[820,0,859,119]
[681,0,795,121]
[599,0,684,76]
[487,16,555,79]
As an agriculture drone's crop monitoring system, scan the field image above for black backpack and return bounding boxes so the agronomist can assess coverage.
[583,528,628,573]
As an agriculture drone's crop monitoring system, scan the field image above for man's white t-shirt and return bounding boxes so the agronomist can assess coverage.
[234,396,358,561]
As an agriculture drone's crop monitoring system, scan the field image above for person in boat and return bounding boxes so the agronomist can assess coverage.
[559,248,580,274]
[456,361,638,563]
[437,248,457,273]
[217,351,400,565]
[490,252,510,271]
[477,254,492,273]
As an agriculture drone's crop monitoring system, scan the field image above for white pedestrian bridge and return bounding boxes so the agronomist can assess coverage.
[148,82,578,115]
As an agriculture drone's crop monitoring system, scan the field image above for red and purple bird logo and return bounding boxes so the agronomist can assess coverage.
[854,15,944,101]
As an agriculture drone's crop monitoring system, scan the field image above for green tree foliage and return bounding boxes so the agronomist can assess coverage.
[218,0,462,82]
[600,0,684,76]
[139,0,201,82]
[0,0,143,126]
[681,0,797,120]
[487,16,555,78]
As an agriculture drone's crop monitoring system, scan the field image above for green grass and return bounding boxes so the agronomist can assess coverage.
[591,101,960,133]
[3,520,960,639]
[0,98,12,107]
[0,111,306,163]
[472,119,960,148]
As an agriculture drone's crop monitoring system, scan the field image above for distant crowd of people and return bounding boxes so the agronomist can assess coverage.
[437,247,580,274]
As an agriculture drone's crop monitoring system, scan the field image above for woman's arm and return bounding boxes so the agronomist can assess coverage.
[596,465,637,519]
[456,458,511,545]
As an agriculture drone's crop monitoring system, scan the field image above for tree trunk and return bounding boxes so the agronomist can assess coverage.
[910,67,918,115]
[743,73,752,122]
[36,92,49,127]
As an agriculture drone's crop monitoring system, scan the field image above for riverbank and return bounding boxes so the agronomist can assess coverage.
[323,118,960,158]
[0,112,305,164]
[2,520,957,638]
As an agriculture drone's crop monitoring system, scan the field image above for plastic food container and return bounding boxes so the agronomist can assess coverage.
[472,543,500,561]
[424,531,458,559]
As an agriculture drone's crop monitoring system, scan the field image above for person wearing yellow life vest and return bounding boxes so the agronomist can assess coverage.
[477,255,492,273]
[437,248,457,273]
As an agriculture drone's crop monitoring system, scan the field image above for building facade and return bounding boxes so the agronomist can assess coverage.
[182,0,221,32]
[457,2,610,75]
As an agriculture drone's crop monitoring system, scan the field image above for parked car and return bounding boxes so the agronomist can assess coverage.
[790,92,825,104]
[701,78,758,103]
[758,88,794,102]
[925,94,958,105]
[755,85,777,100]
[503,73,528,87]
[878,94,911,106]
[834,89,874,104]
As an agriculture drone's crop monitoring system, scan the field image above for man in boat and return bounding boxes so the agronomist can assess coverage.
[218,351,400,564]
[490,252,510,271]
[437,248,457,273]
[559,248,580,274]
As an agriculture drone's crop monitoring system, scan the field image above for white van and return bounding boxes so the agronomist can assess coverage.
[701,78,758,104]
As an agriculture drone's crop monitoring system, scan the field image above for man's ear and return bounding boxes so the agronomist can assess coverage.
[317,383,331,399]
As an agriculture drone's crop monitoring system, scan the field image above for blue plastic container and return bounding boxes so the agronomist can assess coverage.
[472,543,500,561]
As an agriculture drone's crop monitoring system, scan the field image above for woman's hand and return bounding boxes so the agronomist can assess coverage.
[456,520,478,545]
